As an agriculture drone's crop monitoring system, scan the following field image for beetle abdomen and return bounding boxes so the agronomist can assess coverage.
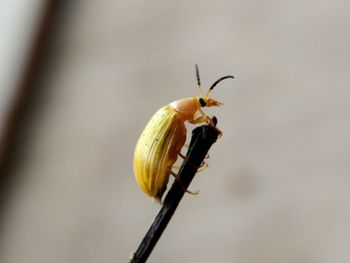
[134,105,186,197]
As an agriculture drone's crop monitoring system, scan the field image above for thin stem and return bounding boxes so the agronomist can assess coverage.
[129,118,219,263]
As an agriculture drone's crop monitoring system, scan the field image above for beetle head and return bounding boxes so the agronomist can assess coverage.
[198,97,223,108]
[195,64,234,107]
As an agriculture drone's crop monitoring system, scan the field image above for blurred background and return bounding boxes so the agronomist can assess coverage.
[0,0,349,262]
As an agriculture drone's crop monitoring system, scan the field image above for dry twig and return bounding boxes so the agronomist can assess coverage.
[129,117,219,263]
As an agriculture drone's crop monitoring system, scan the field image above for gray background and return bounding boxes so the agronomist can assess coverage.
[1,0,350,262]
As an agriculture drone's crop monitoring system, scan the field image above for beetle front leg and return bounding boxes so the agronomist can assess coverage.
[191,110,222,137]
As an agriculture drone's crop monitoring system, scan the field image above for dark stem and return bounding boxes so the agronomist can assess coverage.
[129,118,219,263]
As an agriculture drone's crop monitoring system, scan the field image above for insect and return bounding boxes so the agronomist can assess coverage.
[133,65,234,202]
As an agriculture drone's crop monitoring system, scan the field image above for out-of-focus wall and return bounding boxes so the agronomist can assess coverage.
[0,1,349,263]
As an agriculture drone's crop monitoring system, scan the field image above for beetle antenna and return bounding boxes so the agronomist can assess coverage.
[206,75,234,97]
[195,64,204,96]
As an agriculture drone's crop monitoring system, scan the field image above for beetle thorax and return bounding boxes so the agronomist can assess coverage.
[169,97,200,122]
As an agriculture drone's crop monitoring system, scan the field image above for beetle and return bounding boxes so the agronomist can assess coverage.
[133,65,234,202]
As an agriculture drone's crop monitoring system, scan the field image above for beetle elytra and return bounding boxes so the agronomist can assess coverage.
[133,65,234,202]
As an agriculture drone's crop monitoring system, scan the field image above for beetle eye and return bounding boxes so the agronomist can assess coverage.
[199,98,206,107]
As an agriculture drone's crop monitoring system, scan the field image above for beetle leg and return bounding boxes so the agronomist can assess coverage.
[197,162,209,173]
[153,184,168,204]
[192,111,223,137]
[179,152,208,172]
[190,115,209,124]
[199,160,207,168]
[178,152,200,170]
[153,196,163,204]
[172,164,180,170]
[170,171,199,195]
[179,152,188,161]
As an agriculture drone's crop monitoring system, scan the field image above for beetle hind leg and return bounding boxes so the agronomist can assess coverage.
[197,161,209,173]
[170,171,199,195]
[179,152,189,161]
[179,152,208,173]
[172,163,181,170]
[153,184,167,204]
[153,196,162,204]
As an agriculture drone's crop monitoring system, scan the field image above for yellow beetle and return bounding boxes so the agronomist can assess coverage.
[134,65,233,202]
